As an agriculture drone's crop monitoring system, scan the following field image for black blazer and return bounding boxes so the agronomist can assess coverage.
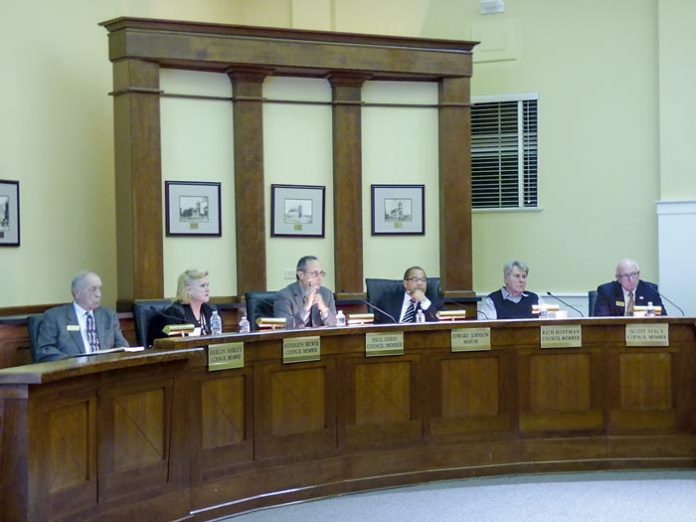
[594,280,665,316]
[160,302,216,335]
[374,290,442,324]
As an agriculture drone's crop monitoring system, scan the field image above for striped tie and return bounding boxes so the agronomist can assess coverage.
[86,312,100,352]
[402,301,417,323]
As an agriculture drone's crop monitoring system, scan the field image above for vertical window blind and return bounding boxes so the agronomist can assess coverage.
[471,95,538,209]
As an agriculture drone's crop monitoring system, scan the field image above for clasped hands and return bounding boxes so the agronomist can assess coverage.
[304,284,329,316]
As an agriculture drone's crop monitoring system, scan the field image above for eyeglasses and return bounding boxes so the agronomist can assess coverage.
[304,270,326,278]
[406,277,427,283]
[617,272,640,280]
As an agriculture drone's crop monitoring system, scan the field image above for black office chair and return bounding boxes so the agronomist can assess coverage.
[588,290,598,317]
[245,291,278,331]
[27,313,44,363]
[132,299,172,347]
[365,277,442,322]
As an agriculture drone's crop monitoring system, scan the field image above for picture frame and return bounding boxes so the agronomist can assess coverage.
[271,184,325,238]
[165,181,221,237]
[371,184,425,236]
[0,180,20,247]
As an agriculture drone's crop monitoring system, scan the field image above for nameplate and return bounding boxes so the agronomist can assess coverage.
[451,327,491,352]
[208,342,244,371]
[365,332,404,357]
[283,336,321,364]
[625,323,669,347]
[540,325,582,349]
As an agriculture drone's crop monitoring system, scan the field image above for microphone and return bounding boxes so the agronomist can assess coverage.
[354,297,398,324]
[546,292,585,318]
[443,300,488,319]
[156,309,205,334]
[645,283,683,316]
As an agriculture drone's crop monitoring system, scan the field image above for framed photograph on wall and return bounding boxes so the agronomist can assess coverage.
[371,184,425,236]
[271,184,325,238]
[165,181,221,237]
[0,180,20,247]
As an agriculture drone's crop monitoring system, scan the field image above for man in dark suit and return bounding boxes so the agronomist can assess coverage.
[373,266,442,324]
[594,259,666,316]
[35,271,129,362]
[274,255,337,328]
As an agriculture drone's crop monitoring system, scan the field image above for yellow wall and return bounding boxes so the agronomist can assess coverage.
[658,0,696,199]
[1,0,691,308]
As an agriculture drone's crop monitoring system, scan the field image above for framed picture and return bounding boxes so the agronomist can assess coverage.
[371,184,425,235]
[165,181,221,237]
[0,180,20,247]
[271,184,325,238]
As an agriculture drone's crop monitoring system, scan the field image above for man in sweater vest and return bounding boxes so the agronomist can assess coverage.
[480,260,540,320]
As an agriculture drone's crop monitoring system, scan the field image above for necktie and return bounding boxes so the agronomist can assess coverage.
[625,292,635,317]
[402,300,417,323]
[86,313,100,352]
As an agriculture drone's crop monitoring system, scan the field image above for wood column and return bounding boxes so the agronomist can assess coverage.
[438,77,473,296]
[228,69,272,294]
[329,74,370,299]
[112,59,164,310]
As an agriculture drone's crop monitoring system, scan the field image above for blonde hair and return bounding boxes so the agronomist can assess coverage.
[176,269,209,304]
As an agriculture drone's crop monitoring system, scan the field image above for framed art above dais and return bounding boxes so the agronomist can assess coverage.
[165,181,221,237]
[0,180,20,247]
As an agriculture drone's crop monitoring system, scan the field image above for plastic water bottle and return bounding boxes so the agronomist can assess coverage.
[238,314,251,333]
[416,309,426,323]
[646,302,655,317]
[336,310,346,327]
[210,310,223,335]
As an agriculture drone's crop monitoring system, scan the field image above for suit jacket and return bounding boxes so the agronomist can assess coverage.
[273,281,337,328]
[161,302,215,335]
[36,303,129,362]
[374,290,442,324]
[594,280,666,316]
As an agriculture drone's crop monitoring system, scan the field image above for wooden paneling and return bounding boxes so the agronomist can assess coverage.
[438,77,473,295]
[3,319,696,521]
[229,69,269,295]
[112,59,164,305]
[330,75,368,297]
[99,18,477,304]
[200,376,245,448]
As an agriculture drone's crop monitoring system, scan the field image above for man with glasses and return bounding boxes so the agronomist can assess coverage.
[373,266,442,324]
[274,255,337,328]
[594,258,666,316]
[481,260,539,320]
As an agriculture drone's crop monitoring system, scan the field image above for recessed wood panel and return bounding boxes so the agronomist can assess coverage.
[270,367,325,437]
[48,402,92,492]
[114,389,165,471]
[355,361,410,426]
[441,357,499,418]
[201,376,245,449]
[620,353,672,411]
[530,354,591,412]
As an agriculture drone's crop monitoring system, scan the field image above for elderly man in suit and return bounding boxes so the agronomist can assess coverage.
[373,266,442,324]
[594,259,666,316]
[35,271,129,362]
[274,255,337,329]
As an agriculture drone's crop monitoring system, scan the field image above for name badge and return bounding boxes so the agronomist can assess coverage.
[67,324,80,331]
[615,301,624,307]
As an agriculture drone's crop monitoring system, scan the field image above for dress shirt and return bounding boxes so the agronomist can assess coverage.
[73,302,94,353]
[398,292,432,322]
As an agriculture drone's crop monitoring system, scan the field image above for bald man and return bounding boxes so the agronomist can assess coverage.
[594,259,666,316]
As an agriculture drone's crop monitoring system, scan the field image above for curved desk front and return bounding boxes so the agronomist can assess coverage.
[1,318,695,521]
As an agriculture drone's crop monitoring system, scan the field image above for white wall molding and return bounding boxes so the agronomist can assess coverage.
[657,200,696,316]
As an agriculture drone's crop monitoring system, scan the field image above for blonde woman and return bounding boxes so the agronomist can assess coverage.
[162,269,215,334]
